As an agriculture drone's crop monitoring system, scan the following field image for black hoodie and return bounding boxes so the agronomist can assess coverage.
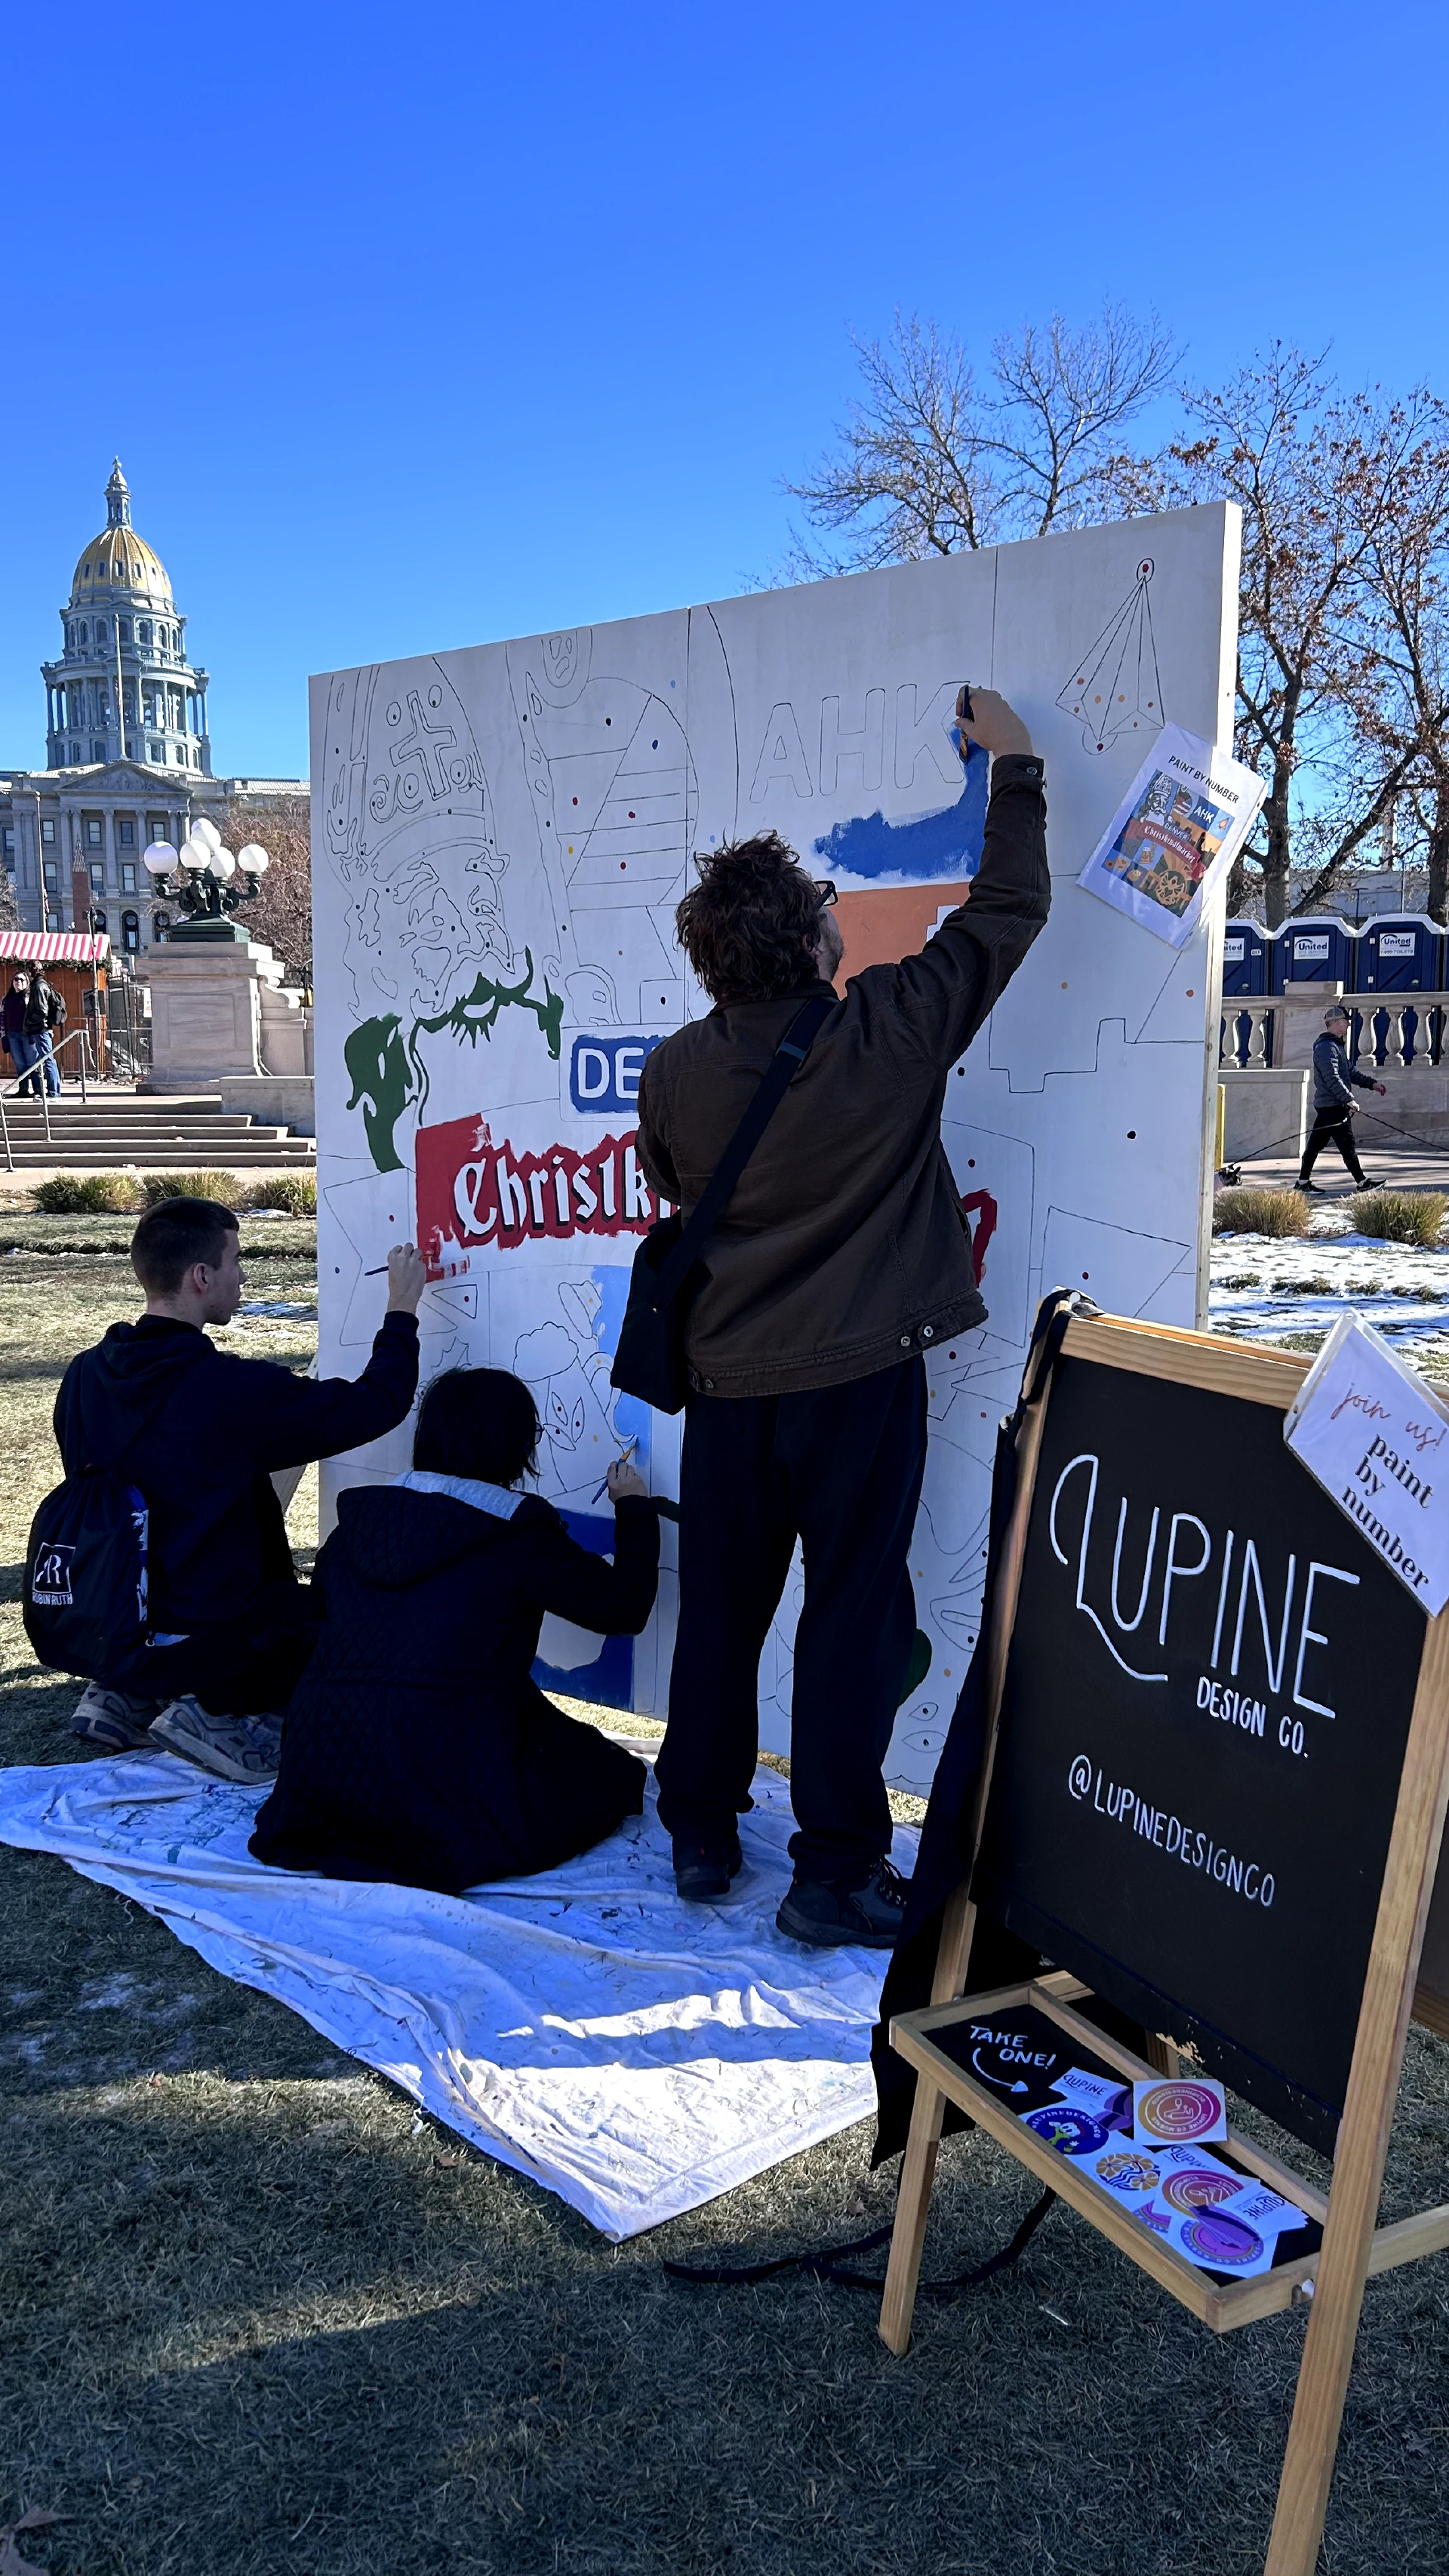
[250,1482,657,1891]
[54,1311,420,1639]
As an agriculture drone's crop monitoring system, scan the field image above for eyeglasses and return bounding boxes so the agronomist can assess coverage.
[814,880,838,909]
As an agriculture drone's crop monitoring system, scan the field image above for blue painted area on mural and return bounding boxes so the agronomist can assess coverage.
[813,742,989,885]
[531,1504,634,1709]
[592,1262,653,1462]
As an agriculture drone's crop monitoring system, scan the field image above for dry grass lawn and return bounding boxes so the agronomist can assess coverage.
[2,1223,1447,2574]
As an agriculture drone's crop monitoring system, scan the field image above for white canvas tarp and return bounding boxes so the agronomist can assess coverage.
[0,1749,911,2239]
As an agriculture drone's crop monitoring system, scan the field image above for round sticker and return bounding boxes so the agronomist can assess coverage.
[1094,2151,1160,2194]
[1180,2212,1264,2268]
[1024,2106,1110,2159]
[1161,2166,1242,2215]
[1135,2081,1222,2143]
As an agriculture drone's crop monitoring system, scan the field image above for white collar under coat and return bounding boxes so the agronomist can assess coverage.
[392,1469,527,1522]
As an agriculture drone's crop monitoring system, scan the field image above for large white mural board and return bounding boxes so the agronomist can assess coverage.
[311,503,1240,1793]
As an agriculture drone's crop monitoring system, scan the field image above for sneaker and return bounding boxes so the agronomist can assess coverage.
[776,1855,912,1950]
[149,1696,281,1786]
[673,1833,743,1901]
[1294,1180,1324,1194]
[70,1682,165,1752]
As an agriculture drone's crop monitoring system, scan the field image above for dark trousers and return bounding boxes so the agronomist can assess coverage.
[113,1583,323,1716]
[1299,1104,1366,1186]
[656,1359,928,1883]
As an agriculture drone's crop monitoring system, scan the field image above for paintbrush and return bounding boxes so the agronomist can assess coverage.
[591,1441,637,1503]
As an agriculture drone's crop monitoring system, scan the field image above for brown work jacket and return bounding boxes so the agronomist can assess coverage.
[634,752,1048,1398]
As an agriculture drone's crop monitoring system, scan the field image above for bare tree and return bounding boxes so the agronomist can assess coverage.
[1354,412,1449,920]
[226,793,312,986]
[785,305,1179,574]
[1158,352,1435,925]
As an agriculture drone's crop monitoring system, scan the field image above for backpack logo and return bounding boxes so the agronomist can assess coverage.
[31,1542,75,1607]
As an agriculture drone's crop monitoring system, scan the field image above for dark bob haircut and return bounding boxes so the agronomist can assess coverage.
[413,1367,540,1487]
[131,1196,239,1296]
[674,831,823,1005]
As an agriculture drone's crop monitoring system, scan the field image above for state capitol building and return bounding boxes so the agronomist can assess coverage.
[0,461,303,949]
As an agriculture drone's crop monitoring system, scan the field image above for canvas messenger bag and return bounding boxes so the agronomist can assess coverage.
[610,992,835,1414]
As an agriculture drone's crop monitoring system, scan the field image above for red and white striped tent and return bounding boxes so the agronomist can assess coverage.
[0,931,110,964]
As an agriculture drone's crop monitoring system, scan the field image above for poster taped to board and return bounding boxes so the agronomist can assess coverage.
[1284,1311,1449,1614]
[1077,724,1265,948]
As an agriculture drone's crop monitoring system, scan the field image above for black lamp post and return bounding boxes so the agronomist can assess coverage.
[142,822,269,941]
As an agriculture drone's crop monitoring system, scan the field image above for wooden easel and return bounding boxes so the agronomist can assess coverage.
[878,1313,1449,2576]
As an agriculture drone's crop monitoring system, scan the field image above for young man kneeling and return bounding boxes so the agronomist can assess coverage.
[57,1195,424,1782]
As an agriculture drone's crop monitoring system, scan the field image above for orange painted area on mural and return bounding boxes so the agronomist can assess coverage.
[832,882,971,985]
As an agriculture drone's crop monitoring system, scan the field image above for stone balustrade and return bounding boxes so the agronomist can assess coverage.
[1221,993,1449,1073]
[1220,980,1449,1148]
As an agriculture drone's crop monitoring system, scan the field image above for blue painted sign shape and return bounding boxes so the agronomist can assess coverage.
[569,1033,666,1116]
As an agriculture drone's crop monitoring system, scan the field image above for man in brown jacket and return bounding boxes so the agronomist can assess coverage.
[635,688,1048,1945]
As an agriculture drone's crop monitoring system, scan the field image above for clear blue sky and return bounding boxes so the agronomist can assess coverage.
[4,0,1445,780]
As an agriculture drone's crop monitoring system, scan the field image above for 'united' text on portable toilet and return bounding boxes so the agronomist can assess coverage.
[1359,915,1444,993]
[1222,920,1270,996]
[1271,916,1361,992]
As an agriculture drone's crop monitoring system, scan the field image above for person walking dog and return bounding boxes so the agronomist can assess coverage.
[1296,1005,1386,1193]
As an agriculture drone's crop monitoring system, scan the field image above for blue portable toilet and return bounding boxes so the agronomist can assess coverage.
[1358,914,1444,994]
[1222,919,1269,996]
[1272,916,1361,991]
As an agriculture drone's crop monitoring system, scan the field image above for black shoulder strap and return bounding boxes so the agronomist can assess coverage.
[652,990,835,1310]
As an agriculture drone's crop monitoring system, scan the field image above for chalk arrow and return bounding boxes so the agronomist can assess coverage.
[973,2047,1029,2093]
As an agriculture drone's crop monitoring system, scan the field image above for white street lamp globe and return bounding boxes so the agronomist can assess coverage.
[191,817,222,854]
[236,842,270,876]
[178,836,212,875]
[143,841,177,876]
[211,845,237,882]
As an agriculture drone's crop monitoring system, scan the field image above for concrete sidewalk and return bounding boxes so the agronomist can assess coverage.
[1231,1137,1449,1197]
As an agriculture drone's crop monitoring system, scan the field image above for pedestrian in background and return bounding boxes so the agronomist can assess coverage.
[2,969,38,1094]
[1296,1005,1386,1193]
[22,971,66,1097]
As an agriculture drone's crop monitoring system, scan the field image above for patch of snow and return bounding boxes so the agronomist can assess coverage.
[1209,1230,1449,1359]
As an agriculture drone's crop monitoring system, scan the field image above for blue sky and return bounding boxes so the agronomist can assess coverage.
[3,0,1446,780]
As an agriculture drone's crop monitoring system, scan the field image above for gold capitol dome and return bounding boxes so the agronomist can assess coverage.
[68,458,173,606]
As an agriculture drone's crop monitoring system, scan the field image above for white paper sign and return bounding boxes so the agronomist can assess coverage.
[1077,725,1267,949]
[1284,1314,1449,1615]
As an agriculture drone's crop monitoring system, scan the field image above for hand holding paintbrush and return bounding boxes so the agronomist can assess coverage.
[592,1442,646,1504]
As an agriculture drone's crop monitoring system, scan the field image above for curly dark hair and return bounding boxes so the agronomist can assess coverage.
[674,832,823,1004]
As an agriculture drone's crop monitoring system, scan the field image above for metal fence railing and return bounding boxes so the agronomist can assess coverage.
[0,1026,100,1170]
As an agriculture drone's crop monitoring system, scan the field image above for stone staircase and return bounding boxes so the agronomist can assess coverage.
[0,1088,317,1171]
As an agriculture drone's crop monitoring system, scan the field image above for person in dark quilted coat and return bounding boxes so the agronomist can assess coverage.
[249,1367,657,1892]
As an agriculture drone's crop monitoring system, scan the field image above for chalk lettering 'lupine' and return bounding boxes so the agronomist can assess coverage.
[1048,1452,1358,1718]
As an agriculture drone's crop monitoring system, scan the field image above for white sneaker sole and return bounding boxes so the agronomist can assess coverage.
[149,1713,277,1785]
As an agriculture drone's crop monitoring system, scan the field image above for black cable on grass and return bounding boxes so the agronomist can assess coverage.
[663,2185,1057,2296]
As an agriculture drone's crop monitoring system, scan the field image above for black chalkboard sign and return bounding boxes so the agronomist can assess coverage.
[971,1350,1426,2155]
[878,1309,1449,2576]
